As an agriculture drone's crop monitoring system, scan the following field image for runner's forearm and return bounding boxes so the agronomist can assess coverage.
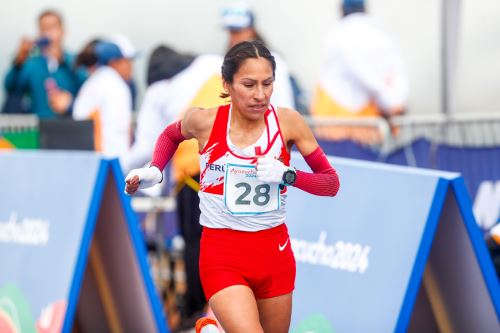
[150,120,186,171]
[294,147,340,196]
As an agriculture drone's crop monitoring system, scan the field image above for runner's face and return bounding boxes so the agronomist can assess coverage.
[225,57,274,121]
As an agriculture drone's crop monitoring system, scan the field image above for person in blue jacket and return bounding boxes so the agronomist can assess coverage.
[3,9,84,117]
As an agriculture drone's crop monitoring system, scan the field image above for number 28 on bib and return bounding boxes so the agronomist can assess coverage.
[224,163,280,215]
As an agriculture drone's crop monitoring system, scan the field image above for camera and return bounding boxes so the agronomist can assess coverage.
[34,36,51,49]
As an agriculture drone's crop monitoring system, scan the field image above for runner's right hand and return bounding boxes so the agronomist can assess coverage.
[124,166,163,195]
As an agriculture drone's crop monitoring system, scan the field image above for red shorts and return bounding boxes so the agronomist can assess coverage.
[199,223,296,300]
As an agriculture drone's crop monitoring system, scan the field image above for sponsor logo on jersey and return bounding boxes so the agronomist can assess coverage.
[228,167,257,178]
[279,238,289,251]
[205,163,225,173]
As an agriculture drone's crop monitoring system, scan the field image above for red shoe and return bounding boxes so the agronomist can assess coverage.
[195,317,219,333]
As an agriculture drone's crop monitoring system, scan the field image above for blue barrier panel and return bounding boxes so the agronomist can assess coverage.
[0,151,168,333]
[317,138,432,167]
[385,138,433,168]
[436,144,500,231]
[317,138,500,232]
[317,139,379,161]
[287,154,500,333]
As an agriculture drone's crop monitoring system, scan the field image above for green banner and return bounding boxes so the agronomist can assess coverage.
[0,130,39,149]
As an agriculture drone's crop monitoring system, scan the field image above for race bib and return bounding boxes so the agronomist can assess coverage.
[224,163,280,215]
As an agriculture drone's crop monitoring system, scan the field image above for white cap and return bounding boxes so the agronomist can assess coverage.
[221,1,254,31]
[108,34,137,59]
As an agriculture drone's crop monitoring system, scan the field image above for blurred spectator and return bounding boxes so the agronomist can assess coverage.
[311,0,409,144]
[74,38,143,109]
[486,222,500,279]
[221,1,302,111]
[122,45,225,327]
[73,35,136,158]
[74,39,102,75]
[2,9,84,117]
[75,38,138,111]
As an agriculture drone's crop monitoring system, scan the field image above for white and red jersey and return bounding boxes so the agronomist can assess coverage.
[199,104,290,231]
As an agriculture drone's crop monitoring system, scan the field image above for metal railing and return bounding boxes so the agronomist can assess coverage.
[3,111,499,147]
[130,195,176,213]
[304,111,500,149]
[0,114,38,131]
[303,115,392,142]
[390,111,500,147]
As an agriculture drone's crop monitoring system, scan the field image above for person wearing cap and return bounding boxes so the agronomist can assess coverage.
[486,222,500,279]
[72,35,136,158]
[3,9,84,117]
[311,0,409,144]
[73,39,102,76]
[221,1,298,111]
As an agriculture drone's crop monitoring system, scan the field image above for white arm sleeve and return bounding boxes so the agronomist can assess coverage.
[125,166,163,190]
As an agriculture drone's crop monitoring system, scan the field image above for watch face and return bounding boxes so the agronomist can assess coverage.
[284,170,296,185]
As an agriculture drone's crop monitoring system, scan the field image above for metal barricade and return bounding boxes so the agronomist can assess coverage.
[304,111,500,150]
[390,111,500,147]
[0,114,39,149]
[0,114,39,130]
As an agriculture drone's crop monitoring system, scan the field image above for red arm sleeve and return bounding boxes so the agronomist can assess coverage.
[150,121,186,171]
[294,147,340,196]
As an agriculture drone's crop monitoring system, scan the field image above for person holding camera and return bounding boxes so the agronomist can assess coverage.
[3,9,84,117]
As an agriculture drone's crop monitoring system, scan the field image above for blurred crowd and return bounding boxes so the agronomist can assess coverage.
[1,0,410,152]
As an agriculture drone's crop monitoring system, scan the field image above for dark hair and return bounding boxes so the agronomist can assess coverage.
[74,39,101,69]
[342,4,365,16]
[220,40,275,99]
[147,45,195,86]
[38,9,63,25]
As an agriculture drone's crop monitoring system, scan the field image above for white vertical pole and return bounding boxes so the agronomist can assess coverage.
[442,0,462,114]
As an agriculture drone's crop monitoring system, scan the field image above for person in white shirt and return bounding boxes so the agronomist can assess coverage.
[121,45,226,326]
[221,1,296,110]
[311,0,409,143]
[486,222,500,279]
[73,35,136,158]
[121,47,224,174]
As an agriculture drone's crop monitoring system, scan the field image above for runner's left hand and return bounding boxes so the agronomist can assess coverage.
[256,157,287,184]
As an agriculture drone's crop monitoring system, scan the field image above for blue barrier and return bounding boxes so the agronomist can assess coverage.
[1,149,499,332]
[317,139,379,161]
[436,144,500,230]
[0,151,168,333]
[385,138,433,168]
[319,138,500,230]
[287,154,499,333]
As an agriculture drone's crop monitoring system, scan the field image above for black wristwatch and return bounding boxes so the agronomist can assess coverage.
[282,167,297,186]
